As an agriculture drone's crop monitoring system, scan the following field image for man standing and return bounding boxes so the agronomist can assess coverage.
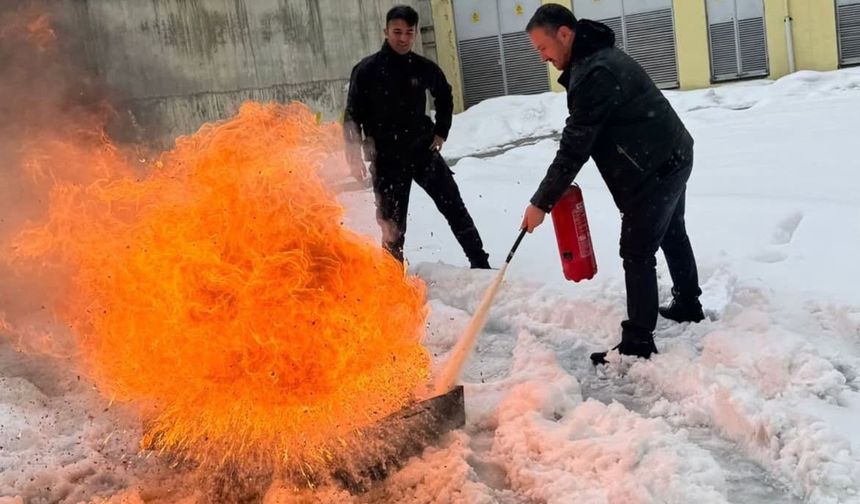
[520,4,705,364]
[344,5,491,269]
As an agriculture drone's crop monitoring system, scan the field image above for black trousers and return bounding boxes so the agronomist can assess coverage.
[619,148,702,340]
[371,149,487,264]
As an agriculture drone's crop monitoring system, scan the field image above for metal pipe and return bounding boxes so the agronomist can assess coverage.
[784,0,796,73]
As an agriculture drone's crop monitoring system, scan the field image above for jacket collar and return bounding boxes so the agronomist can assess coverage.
[380,41,414,62]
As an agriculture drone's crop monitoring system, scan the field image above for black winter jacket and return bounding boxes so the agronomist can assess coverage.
[344,42,453,153]
[531,19,693,213]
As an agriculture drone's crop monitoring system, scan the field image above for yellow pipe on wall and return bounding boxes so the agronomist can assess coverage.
[784,0,797,73]
[764,0,790,79]
[787,0,839,72]
[766,0,838,79]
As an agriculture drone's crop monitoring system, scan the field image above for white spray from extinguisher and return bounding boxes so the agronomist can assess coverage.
[433,184,597,394]
[433,229,526,395]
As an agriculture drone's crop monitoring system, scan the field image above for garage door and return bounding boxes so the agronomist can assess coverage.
[454,0,550,108]
[837,0,860,66]
[572,0,679,88]
[706,0,769,82]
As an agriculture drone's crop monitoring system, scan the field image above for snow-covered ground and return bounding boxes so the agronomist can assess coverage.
[3,67,860,502]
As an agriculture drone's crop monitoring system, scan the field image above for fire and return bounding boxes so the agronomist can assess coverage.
[8,101,431,474]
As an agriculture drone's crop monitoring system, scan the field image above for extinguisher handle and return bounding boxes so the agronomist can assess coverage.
[506,229,528,264]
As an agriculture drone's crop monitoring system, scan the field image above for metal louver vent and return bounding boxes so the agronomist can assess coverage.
[709,21,740,80]
[458,36,505,108]
[502,32,549,96]
[624,9,678,88]
[706,0,768,82]
[738,17,768,75]
[838,3,860,65]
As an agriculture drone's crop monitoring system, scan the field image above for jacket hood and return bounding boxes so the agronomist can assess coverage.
[557,19,616,87]
[571,19,616,63]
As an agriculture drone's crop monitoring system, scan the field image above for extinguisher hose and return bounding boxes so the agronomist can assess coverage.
[433,228,527,394]
[506,228,527,264]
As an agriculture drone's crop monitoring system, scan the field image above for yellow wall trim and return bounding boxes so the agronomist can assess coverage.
[673,0,711,90]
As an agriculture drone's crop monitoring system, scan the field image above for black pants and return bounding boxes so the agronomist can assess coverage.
[619,149,702,339]
[371,149,487,264]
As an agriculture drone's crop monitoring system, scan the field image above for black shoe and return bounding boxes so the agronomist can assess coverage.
[590,345,618,366]
[659,296,704,323]
[590,334,659,366]
[383,243,404,263]
[469,254,491,270]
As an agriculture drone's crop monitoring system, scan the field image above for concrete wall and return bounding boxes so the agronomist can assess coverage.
[54,0,418,146]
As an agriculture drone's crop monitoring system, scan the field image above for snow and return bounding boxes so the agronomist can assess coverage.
[443,92,569,160]
[3,67,860,502]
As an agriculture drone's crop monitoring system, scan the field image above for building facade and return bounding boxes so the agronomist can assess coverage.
[426,0,859,112]
[43,0,859,140]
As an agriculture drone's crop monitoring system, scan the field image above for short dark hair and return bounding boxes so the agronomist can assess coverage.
[526,4,577,33]
[386,5,419,27]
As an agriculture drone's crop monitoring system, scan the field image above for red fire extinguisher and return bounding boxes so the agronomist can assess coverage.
[550,184,597,282]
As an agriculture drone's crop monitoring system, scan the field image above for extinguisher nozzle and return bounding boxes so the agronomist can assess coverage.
[506,229,527,264]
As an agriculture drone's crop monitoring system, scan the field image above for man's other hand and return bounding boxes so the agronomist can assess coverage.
[345,146,368,183]
[430,135,445,152]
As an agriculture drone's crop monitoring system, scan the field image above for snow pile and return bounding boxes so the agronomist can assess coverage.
[443,92,568,160]
[444,67,860,161]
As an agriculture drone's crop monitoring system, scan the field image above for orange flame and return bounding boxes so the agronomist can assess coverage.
[9,102,431,473]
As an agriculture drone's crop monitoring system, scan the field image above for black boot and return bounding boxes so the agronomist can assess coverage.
[659,290,704,323]
[469,252,491,269]
[590,345,619,366]
[590,330,658,366]
[383,242,405,264]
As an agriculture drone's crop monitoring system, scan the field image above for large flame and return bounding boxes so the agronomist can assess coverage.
[9,101,431,473]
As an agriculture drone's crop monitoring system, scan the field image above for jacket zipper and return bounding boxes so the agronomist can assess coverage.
[616,144,644,171]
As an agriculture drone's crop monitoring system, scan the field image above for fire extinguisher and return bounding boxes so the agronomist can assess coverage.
[550,184,597,282]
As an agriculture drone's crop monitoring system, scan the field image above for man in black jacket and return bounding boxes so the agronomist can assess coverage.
[344,5,490,269]
[520,4,705,365]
